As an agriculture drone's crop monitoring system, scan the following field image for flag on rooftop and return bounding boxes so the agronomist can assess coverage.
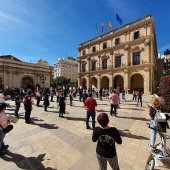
[108,18,112,30]
[102,22,104,33]
[116,13,123,25]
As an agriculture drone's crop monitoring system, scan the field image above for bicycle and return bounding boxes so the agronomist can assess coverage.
[145,123,170,170]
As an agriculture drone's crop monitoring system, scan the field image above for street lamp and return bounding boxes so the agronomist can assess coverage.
[40,75,46,88]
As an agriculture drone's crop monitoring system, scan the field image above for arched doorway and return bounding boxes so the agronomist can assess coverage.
[130,73,144,92]
[113,75,124,90]
[91,77,97,89]
[82,78,87,90]
[22,76,33,89]
[100,76,109,89]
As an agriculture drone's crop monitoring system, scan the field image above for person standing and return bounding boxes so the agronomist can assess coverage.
[136,89,143,107]
[50,89,54,102]
[44,92,50,111]
[69,91,74,106]
[79,88,83,102]
[99,88,103,101]
[132,89,137,101]
[84,93,97,130]
[148,97,161,147]
[36,90,41,107]
[14,93,21,117]
[82,90,88,104]
[59,92,66,117]
[121,89,125,100]
[110,90,119,116]
[92,113,122,170]
[23,95,33,124]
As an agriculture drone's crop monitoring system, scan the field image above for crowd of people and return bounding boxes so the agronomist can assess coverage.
[0,85,169,169]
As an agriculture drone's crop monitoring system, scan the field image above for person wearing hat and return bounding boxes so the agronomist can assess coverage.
[0,103,13,155]
[148,97,161,147]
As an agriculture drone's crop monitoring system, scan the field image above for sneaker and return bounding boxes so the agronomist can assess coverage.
[148,143,154,148]
[87,126,91,129]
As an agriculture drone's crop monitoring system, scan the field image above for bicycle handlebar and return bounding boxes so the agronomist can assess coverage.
[146,122,170,139]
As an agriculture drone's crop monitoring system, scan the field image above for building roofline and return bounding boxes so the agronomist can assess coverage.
[78,14,152,47]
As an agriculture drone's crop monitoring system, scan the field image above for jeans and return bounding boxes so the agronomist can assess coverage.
[122,93,125,100]
[86,111,96,129]
[70,98,73,106]
[136,96,142,107]
[14,105,20,117]
[110,104,117,115]
[0,130,5,148]
[150,120,157,146]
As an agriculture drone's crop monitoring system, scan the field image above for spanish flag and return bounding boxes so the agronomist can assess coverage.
[109,19,112,30]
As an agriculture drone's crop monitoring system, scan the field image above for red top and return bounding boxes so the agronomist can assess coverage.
[84,97,97,111]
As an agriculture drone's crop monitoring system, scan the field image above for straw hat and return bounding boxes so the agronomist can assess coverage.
[150,97,160,107]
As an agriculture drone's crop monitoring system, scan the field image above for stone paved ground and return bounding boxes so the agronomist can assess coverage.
[0,94,170,170]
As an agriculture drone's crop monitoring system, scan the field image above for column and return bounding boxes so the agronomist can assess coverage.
[123,70,129,92]
[124,45,129,66]
[87,56,90,72]
[97,73,101,89]
[86,74,90,90]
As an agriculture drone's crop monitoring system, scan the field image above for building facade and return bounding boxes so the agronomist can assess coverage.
[0,56,51,89]
[77,14,158,94]
[53,56,78,82]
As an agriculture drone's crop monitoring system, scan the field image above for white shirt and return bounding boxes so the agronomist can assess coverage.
[0,93,5,103]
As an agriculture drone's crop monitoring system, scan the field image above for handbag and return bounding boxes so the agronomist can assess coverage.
[0,124,13,133]
[154,110,166,122]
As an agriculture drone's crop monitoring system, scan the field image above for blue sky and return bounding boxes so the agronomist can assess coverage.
[0,0,169,66]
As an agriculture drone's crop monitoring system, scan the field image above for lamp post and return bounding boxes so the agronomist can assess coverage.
[40,75,46,88]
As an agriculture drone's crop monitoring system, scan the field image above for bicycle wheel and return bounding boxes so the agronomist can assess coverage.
[145,154,155,170]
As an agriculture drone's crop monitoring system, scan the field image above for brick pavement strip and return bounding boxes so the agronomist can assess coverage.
[0,94,170,170]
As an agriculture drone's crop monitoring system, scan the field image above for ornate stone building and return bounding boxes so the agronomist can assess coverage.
[77,14,158,94]
[0,55,51,89]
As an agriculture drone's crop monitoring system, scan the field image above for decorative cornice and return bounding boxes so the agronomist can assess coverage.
[82,60,87,64]
[124,45,129,51]
[101,55,109,59]
[144,38,151,45]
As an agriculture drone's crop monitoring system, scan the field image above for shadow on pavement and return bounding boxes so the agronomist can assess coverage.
[118,107,145,111]
[117,116,150,121]
[1,151,57,170]
[31,123,59,129]
[96,109,110,113]
[65,116,86,121]
[119,130,149,140]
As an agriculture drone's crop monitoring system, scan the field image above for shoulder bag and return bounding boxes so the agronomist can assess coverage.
[0,124,13,133]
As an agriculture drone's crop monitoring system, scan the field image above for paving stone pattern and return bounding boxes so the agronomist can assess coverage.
[0,94,170,170]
